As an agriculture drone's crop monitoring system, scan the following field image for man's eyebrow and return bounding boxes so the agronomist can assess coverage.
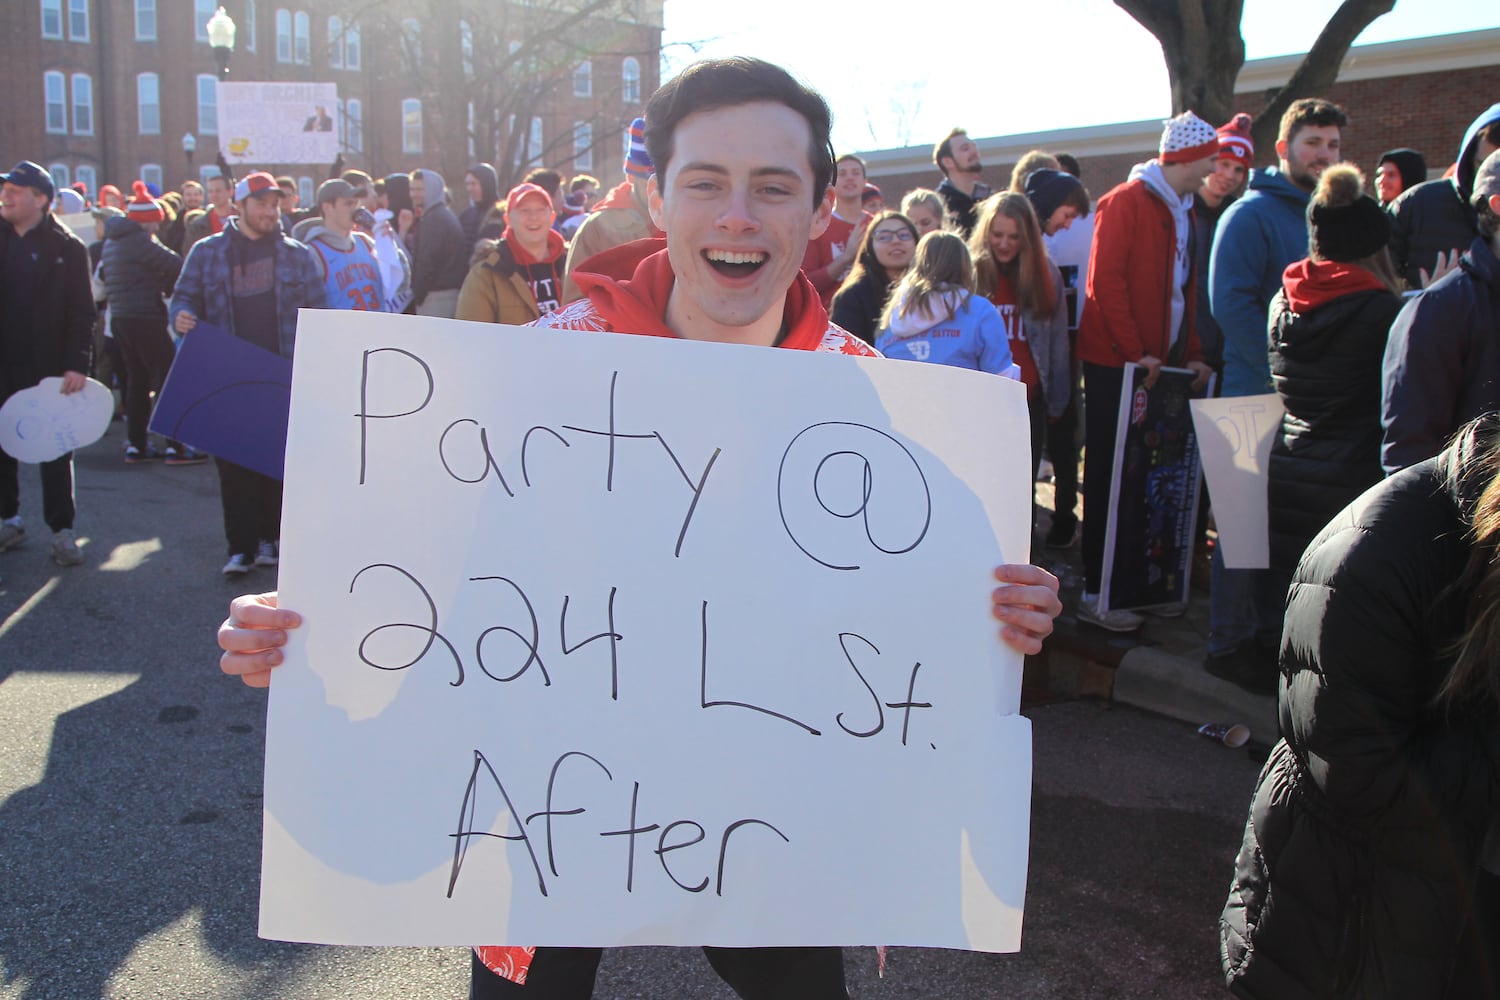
[674,162,804,183]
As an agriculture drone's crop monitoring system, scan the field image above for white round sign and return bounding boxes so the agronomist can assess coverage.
[0,377,114,463]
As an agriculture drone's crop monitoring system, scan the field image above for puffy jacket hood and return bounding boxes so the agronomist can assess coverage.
[466,163,499,207]
[416,169,447,209]
[102,215,144,241]
[1456,103,1500,201]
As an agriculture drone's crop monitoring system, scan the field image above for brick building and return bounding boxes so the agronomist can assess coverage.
[864,27,1500,204]
[1,0,663,204]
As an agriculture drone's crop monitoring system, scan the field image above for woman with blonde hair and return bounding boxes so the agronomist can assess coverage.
[899,188,950,236]
[969,192,1071,479]
[875,231,1012,377]
[830,211,918,345]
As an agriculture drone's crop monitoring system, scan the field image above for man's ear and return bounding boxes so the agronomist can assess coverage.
[1274,138,1289,164]
[1489,193,1500,218]
[808,185,834,240]
[646,173,665,230]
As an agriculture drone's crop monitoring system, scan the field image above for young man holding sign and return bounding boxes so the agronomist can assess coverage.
[218,58,1061,998]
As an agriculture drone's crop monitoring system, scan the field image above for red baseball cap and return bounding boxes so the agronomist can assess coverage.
[234,171,282,201]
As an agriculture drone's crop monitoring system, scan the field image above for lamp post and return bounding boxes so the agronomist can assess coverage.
[182,133,197,167]
[207,6,236,79]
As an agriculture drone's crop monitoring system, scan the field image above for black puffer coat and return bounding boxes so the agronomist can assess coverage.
[1221,419,1500,999]
[99,215,182,321]
[1266,263,1401,575]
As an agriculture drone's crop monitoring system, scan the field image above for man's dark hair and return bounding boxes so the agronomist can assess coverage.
[341,168,373,194]
[205,173,229,192]
[372,178,386,197]
[523,168,563,197]
[275,175,297,192]
[1278,98,1349,146]
[569,174,599,193]
[644,56,835,208]
[933,128,967,175]
[836,153,866,174]
[1055,153,1081,178]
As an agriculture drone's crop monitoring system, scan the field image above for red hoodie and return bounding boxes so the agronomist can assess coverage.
[1281,258,1390,314]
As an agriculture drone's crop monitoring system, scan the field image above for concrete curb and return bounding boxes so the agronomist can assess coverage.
[1112,644,1278,747]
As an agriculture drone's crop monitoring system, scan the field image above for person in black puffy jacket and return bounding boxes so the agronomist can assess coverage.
[1220,413,1500,999]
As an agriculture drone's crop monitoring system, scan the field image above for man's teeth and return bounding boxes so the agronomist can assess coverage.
[706,250,766,264]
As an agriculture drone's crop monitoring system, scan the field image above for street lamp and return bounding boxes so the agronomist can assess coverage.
[207,6,236,79]
[182,133,197,167]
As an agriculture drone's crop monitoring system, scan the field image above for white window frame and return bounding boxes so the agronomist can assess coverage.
[48,164,70,193]
[196,73,218,135]
[297,176,314,206]
[327,14,342,68]
[44,71,67,134]
[574,60,592,98]
[134,0,155,41]
[76,165,97,200]
[194,0,215,42]
[345,97,363,153]
[41,0,62,39]
[574,122,593,172]
[293,10,310,65]
[245,0,256,52]
[275,8,290,62]
[140,163,163,192]
[622,57,641,103]
[70,72,93,136]
[137,72,160,134]
[344,22,360,69]
[402,98,422,154]
[460,20,473,78]
[401,19,421,71]
[67,0,88,41]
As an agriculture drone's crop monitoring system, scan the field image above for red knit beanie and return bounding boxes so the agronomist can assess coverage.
[126,180,165,223]
[1159,112,1219,164]
[1216,113,1255,168]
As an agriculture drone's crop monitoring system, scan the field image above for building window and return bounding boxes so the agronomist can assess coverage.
[137,72,160,134]
[344,98,362,152]
[460,20,473,78]
[574,60,592,97]
[48,164,70,193]
[511,116,543,169]
[293,11,309,64]
[67,0,87,41]
[44,71,66,133]
[622,57,641,103]
[197,73,218,135]
[298,176,313,206]
[194,0,215,42]
[71,73,93,135]
[199,164,219,188]
[401,19,420,71]
[574,122,592,172]
[245,0,255,52]
[41,0,62,39]
[402,98,422,154]
[275,8,290,62]
[134,0,155,40]
[75,165,97,199]
[327,15,342,68]
[140,164,162,191]
[344,23,360,69]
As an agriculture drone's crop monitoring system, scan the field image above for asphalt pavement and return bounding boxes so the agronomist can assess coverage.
[0,432,1263,999]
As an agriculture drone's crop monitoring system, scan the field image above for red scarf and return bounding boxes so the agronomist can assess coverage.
[1282,258,1391,313]
[571,239,833,350]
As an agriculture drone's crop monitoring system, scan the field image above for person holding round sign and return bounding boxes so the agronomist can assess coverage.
[0,160,96,568]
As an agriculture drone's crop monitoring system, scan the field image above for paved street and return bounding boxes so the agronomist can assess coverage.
[0,433,1260,999]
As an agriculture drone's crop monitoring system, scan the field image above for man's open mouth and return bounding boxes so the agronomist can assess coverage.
[705,249,767,278]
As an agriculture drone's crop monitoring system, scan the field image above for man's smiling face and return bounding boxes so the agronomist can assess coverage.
[649,101,832,343]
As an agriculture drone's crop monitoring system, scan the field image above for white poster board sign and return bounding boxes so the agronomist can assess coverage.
[216,82,340,166]
[264,310,1035,951]
[0,377,113,463]
[1189,394,1284,570]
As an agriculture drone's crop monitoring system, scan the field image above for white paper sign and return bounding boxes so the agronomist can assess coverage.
[264,310,1035,952]
[0,376,113,463]
[1189,394,1284,569]
[216,82,340,166]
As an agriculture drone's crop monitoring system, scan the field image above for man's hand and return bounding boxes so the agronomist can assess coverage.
[1418,249,1460,289]
[174,310,198,335]
[1137,354,1164,389]
[992,564,1062,655]
[831,216,871,280]
[59,371,87,394]
[1186,361,1213,392]
[218,592,301,688]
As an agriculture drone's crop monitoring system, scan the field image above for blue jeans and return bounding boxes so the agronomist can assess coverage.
[1208,546,1286,657]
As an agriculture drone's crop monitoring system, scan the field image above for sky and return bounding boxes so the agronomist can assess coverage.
[659,0,1498,155]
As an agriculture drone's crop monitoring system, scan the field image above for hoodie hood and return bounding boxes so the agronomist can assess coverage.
[1456,103,1500,202]
[416,169,447,210]
[886,289,964,339]
[299,219,355,251]
[1280,258,1390,314]
[1128,160,1193,214]
[1246,165,1312,207]
[466,163,499,207]
[383,173,412,215]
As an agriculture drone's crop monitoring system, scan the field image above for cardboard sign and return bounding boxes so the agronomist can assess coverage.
[261,310,1036,952]
[216,82,341,166]
[150,321,291,478]
[1189,394,1283,570]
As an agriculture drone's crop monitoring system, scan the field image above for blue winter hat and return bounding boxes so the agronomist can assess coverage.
[1,160,55,200]
[625,118,653,178]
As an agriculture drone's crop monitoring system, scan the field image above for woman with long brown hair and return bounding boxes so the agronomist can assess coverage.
[829,211,918,345]
[1221,412,1500,998]
[968,192,1070,480]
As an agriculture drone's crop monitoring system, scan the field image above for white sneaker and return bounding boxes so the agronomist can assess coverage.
[0,521,25,552]
[1077,600,1144,633]
[50,529,82,566]
[222,553,255,576]
[254,540,279,567]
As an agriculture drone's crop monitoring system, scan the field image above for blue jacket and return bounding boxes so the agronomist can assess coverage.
[876,290,1013,375]
[1380,235,1500,474]
[169,218,326,359]
[1208,167,1310,397]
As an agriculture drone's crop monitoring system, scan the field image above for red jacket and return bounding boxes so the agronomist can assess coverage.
[1076,178,1203,368]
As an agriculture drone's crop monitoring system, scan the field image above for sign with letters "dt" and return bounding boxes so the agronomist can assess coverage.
[262,309,1035,952]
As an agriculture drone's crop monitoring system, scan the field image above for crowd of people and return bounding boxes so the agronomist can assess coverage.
[3,53,1498,998]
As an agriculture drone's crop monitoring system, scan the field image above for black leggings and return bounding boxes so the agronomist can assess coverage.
[468,946,847,1000]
